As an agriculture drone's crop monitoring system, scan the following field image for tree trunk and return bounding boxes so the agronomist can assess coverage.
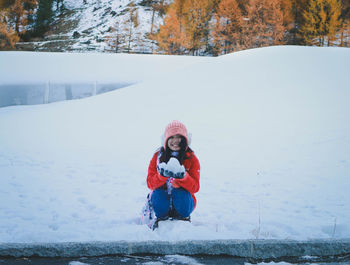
[340,30,344,46]
[150,7,155,34]
[15,14,20,34]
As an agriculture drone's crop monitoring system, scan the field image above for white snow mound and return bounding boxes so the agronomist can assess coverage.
[0,46,349,243]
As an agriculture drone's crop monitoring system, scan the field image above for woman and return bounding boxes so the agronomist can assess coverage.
[146,120,200,227]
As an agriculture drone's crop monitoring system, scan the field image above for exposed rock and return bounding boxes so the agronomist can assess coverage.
[81,40,91,45]
[73,31,81,38]
[73,31,81,39]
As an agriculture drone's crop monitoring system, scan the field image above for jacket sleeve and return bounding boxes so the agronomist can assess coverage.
[173,153,200,194]
[147,152,168,190]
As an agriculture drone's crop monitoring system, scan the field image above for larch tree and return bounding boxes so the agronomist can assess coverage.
[157,0,216,55]
[0,0,17,48]
[288,0,308,43]
[269,0,286,44]
[173,0,187,31]
[156,4,187,54]
[10,0,27,33]
[280,0,295,43]
[0,20,20,49]
[0,0,36,48]
[339,0,350,46]
[242,0,285,49]
[299,0,325,45]
[182,0,215,55]
[6,0,37,35]
[212,0,243,55]
[300,0,341,46]
[324,0,342,45]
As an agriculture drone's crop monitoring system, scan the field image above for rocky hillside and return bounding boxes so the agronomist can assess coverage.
[16,0,166,53]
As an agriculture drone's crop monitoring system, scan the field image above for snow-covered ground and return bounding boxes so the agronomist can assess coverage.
[0,46,349,243]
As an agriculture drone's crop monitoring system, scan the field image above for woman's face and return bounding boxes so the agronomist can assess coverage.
[167,134,182,151]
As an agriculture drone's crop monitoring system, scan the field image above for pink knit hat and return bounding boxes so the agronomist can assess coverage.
[163,120,188,149]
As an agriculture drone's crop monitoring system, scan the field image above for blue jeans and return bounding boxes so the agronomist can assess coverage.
[151,187,194,219]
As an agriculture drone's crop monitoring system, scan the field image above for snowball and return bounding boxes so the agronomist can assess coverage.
[166,157,185,174]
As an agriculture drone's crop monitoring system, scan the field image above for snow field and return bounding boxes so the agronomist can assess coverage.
[0,46,349,243]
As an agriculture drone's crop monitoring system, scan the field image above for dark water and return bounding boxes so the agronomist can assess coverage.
[1,254,350,265]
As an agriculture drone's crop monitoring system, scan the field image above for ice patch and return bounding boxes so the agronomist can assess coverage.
[164,255,204,265]
[69,261,91,265]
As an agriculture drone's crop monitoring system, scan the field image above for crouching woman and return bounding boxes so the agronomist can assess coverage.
[146,120,200,225]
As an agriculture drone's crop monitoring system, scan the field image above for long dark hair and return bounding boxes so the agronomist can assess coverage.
[159,135,193,165]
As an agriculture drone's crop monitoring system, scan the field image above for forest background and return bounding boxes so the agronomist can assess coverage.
[0,0,350,55]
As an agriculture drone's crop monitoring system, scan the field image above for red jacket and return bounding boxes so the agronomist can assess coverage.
[147,150,200,206]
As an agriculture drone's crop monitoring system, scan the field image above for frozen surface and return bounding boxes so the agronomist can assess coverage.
[0,46,349,243]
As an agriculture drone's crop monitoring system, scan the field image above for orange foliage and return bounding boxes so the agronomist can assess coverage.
[156,5,187,54]
[0,21,20,49]
[242,0,285,49]
[212,0,243,54]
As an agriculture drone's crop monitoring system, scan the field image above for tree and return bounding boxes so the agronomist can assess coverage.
[299,0,324,45]
[339,0,350,46]
[156,0,215,55]
[279,0,295,43]
[212,0,243,54]
[5,0,36,35]
[300,0,341,46]
[10,0,27,33]
[182,0,215,55]
[324,0,342,45]
[0,0,14,10]
[0,20,20,49]
[287,0,308,43]
[156,4,187,54]
[123,3,140,53]
[0,0,36,47]
[242,0,285,49]
[34,0,54,36]
[147,0,168,35]
[173,0,186,34]
[105,21,125,52]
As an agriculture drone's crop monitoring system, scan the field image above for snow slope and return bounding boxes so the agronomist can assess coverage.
[0,46,349,243]
[0,51,209,84]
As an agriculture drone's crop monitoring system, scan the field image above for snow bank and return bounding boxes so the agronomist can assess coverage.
[0,52,210,107]
[0,46,349,244]
[0,51,209,84]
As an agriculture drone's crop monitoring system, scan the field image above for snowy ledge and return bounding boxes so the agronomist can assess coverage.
[1,239,350,259]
